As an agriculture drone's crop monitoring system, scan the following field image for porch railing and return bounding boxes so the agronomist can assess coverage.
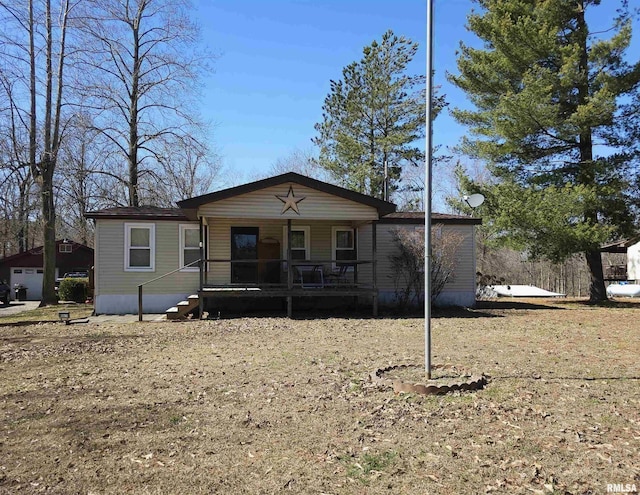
[198,258,376,289]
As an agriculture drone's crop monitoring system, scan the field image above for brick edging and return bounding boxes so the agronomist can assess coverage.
[370,363,488,395]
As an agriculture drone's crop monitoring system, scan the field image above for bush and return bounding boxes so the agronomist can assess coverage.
[58,277,89,303]
[388,225,464,308]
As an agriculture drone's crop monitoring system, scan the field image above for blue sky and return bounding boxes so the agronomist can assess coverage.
[194,0,463,181]
[194,0,639,186]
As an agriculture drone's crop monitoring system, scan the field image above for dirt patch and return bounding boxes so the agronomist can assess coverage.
[0,299,639,494]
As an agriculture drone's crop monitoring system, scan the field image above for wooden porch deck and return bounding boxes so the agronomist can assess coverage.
[198,284,378,317]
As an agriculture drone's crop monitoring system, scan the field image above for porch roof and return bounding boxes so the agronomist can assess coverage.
[176,172,396,217]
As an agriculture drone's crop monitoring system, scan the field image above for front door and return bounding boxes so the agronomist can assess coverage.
[231,227,259,283]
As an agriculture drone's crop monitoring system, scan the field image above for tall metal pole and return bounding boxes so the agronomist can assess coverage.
[425,0,434,379]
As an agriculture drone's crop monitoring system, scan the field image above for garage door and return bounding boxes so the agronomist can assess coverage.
[10,267,44,300]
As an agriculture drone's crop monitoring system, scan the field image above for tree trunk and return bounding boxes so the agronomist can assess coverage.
[128,20,141,207]
[40,163,57,306]
[585,249,607,303]
[576,2,607,302]
[17,181,29,253]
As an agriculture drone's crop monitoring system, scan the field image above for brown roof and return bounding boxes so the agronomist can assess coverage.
[380,212,482,225]
[600,234,640,253]
[84,206,191,221]
[0,240,93,266]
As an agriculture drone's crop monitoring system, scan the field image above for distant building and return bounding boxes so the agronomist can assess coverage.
[0,240,94,300]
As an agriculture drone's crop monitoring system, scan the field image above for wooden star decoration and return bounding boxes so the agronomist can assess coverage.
[276,185,305,215]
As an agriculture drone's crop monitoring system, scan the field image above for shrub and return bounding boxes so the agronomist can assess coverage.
[388,224,464,308]
[58,277,89,303]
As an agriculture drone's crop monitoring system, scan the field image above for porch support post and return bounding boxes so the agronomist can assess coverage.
[372,220,378,317]
[199,216,204,319]
[286,219,293,318]
[138,284,143,321]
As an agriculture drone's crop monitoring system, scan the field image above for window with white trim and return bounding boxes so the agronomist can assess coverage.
[59,243,72,253]
[282,226,310,262]
[180,224,200,271]
[125,223,155,271]
[332,227,356,268]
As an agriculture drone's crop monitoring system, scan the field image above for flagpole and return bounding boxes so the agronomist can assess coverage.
[425,0,434,379]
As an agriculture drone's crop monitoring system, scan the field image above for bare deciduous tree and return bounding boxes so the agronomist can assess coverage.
[77,0,215,207]
[267,148,327,181]
[0,0,77,304]
[151,135,222,205]
[0,73,38,255]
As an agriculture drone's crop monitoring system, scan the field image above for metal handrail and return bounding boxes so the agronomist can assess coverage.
[137,259,202,321]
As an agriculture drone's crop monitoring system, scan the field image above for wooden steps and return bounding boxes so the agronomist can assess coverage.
[166,294,200,320]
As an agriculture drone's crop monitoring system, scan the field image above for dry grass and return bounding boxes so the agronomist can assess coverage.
[0,298,639,494]
[0,303,94,325]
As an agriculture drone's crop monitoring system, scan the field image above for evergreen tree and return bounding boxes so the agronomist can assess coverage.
[449,0,640,302]
[313,30,440,200]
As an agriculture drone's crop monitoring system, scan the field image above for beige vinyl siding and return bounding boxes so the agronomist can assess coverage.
[359,223,476,293]
[357,224,374,283]
[206,218,354,284]
[199,183,378,221]
[440,224,476,292]
[95,219,200,295]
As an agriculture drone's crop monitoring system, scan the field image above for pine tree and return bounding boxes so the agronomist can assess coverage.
[313,30,439,200]
[449,0,640,302]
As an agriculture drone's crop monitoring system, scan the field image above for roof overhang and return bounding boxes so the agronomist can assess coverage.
[84,207,192,222]
[600,234,640,253]
[379,212,482,225]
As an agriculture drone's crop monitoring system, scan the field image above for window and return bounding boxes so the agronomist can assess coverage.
[332,227,356,268]
[282,226,310,264]
[180,224,200,271]
[125,223,155,271]
[59,243,72,253]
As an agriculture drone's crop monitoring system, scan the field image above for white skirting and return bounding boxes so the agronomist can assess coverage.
[94,293,190,315]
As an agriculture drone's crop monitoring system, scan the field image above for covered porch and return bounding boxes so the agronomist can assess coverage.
[169,173,396,319]
[194,218,379,317]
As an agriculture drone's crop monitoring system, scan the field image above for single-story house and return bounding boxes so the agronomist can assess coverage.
[0,240,94,300]
[85,173,481,317]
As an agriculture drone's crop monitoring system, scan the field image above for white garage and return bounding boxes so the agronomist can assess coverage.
[9,267,57,301]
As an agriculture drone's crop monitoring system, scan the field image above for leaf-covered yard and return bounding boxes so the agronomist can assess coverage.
[1,300,638,494]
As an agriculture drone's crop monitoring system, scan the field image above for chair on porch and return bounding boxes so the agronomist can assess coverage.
[325,263,350,286]
[294,264,325,288]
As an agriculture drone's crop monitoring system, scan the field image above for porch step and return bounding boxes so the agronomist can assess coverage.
[166,294,200,320]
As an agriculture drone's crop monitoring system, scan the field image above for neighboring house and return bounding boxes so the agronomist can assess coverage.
[0,240,94,300]
[85,173,481,317]
[601,235,640,283]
